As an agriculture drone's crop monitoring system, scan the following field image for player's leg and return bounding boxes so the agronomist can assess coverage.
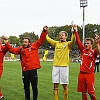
[89,94,96,100]
[82,92,88,100]
[22,71,30,100]
[0,86,2,96]
[87,73,96,100]
[0,87,4,99]
[60,67,69,100]
[0,72,4,99]
[77,73,87,100]
[30,69,38,100]
[52,66,59,100]
[53,83,59,100]
[97,63,99,73]
[94,65,96,73]
[63,84,68,100]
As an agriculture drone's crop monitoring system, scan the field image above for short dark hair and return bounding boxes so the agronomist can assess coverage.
[24,37,31,43]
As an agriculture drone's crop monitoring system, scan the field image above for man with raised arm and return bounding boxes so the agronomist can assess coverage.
[3,26,48,100]
[46,27,75,100]
[73,25,100,100]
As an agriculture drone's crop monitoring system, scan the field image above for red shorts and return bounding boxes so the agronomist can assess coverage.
[77,72,95,94]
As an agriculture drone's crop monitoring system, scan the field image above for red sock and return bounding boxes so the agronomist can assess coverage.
[90,94,96,100]
[0,93,2,96]
[82,93,88,100]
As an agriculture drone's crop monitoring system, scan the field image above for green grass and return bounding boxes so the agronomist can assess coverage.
[1,61,100,100]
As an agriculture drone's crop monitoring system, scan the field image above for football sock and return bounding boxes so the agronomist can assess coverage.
[53,88,58,100]
[0,92,2,96]
[0,87,2,96]
[82,93,88,100]
[89,94,96,100]
[64,89,68,100]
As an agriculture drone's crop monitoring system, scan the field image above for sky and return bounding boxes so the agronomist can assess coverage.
[0,0,100,37]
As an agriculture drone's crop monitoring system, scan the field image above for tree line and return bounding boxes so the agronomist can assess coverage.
[2,24,100,50]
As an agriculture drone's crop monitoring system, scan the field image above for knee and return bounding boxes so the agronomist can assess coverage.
[24,86,30,90]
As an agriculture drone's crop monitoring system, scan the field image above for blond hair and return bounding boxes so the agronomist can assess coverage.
[59,31,68,36]
[85,37,94,44]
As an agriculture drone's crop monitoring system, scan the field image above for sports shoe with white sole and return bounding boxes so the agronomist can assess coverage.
[0,95,4,99]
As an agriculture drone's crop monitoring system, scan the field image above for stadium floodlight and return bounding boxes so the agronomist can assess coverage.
[80,0,87,7]
[80,0,88,45]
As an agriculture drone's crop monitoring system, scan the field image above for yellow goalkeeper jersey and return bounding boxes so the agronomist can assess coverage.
[46,33,75,66]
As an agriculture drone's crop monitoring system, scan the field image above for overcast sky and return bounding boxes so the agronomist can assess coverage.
[0,0,100,37]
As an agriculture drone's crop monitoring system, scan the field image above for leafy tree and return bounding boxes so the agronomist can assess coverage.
[19,31,38,45]
[5,23,100,50]
[85,24,100,38]
[9,36,21,46]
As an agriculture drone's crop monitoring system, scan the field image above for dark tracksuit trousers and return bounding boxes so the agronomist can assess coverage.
[94,62,99,73]
[22,69,38,100]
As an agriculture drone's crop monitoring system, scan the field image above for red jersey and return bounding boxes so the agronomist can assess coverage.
[5,30,48,72]
[0,45,8,76]
[75,32,97,73]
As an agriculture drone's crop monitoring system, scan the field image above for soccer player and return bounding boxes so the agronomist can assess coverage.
[73,25,100,100]
[3,26,48,100]
[46,28,75,100]
[0,38,8,99]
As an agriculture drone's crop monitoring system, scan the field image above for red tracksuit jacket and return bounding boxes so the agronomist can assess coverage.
[5,30,48,72]
[0,45,8,76]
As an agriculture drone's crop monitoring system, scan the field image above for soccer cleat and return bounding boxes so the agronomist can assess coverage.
[0,95,4,99]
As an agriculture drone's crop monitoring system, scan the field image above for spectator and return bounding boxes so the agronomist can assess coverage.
[94,55,100,73]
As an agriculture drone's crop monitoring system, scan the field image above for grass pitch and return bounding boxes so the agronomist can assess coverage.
[1,61,100,100]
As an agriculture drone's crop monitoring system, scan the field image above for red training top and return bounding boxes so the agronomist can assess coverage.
[75,31,97,73]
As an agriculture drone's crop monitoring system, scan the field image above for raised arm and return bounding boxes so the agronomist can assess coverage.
[68,32,76,49]
[95,34,100,54]
[33,25,48,48]
[71,32,76,42]
[46,34,58,47]
[3,36,20,54]
[73,25,84,51]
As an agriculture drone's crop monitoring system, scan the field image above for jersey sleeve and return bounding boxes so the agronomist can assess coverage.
[5,43,20,54]
[46,34,58,47]
[33,30,48,49]
[1,45,8,55]
[68,33,76,49]
[75,31,84,51]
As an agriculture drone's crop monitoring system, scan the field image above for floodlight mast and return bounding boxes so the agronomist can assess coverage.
[80,0,88,45]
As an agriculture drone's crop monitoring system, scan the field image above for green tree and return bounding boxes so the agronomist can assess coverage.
[9,36,21,46]
[4,23,100,50]
[85,24,100,38]
[19,31,38,45]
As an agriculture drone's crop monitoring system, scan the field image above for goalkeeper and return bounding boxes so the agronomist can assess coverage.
[46,26,75,100]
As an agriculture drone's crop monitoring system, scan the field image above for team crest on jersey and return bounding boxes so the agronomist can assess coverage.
[83,51,93,57]
[28,47,31,51]
[88,52,93,57]
[64,44,66,48]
